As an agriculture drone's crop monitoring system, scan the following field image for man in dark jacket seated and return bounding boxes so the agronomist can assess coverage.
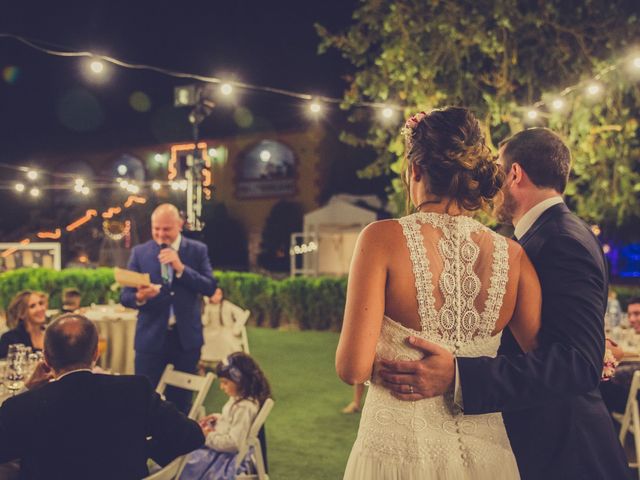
[0,313,204,480]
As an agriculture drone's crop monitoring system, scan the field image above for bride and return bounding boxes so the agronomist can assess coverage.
[338,107,541,479]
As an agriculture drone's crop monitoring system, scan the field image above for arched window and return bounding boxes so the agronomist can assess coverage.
[236,140,297,199]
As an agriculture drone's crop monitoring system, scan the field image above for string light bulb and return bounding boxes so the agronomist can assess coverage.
[551,98,565,111]
[117,164,128,175]
[29,187,40,197]
[586,83,602,96]
[526,109,539,120]
[309,101,322,114]
[220,83,233,96]
[90,60,104,74]
[26,170,38,180]
[632,56,640,70]
[15,183,25,192]
[81,186,90,195]
[152,181,161,191]
[382,107,393,119]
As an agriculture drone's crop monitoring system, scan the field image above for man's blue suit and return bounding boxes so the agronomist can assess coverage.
[121,236,216,413]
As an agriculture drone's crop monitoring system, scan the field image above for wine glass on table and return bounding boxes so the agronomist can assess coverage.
[6,344,26,394]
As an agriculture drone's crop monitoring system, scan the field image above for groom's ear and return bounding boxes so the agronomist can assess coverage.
[511,162,524,185]
[411,163,422,181]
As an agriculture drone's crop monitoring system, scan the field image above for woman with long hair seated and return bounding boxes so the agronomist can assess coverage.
[0,290,47,358]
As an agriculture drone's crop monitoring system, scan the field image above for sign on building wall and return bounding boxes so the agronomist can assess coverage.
[235,140,297,199]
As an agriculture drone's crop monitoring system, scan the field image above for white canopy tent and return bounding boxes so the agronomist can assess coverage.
[290,195,384,276]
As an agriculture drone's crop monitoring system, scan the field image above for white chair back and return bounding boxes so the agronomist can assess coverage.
[156,364,215,420]
[616,370,640,476]
[142,455,187,480]
[236,398,274,480]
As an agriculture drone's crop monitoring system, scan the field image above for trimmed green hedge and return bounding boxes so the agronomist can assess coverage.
[1,268,636,331]
[0,268,347,331]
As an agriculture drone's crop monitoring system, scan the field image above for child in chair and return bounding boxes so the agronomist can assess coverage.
[180,352,272,480]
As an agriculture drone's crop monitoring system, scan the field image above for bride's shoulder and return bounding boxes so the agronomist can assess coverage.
[357,219,403,247]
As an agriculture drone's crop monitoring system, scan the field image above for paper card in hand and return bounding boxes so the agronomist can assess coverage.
[114,267,151,288]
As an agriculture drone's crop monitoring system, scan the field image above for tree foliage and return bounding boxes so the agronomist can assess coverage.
[317,0,640,229]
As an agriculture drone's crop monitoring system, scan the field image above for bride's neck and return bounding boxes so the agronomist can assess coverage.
[415,196,464,215]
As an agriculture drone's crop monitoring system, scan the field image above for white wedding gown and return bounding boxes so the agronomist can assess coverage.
[344,212,521,480]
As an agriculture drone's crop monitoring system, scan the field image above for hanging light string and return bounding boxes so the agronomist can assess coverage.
[3,32,639,118]
[0,32,394,109]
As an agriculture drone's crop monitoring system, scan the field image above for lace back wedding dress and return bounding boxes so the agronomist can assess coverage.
[343,212,520,480]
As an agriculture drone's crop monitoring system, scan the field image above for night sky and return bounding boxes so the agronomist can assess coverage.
[0,0,358,159]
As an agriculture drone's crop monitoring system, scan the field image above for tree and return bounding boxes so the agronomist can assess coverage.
[258,201,303,272]
[202,203,249,271]
[317,0,640,229]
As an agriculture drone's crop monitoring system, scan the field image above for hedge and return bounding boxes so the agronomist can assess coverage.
[0,268,347,331]
[0,268,636,331]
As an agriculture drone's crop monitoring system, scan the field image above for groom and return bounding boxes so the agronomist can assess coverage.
[378,128,630,479]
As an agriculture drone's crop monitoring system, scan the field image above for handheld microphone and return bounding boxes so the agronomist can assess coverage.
[160,243,170,284]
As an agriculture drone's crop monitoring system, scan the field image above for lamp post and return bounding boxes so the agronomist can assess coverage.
[174,85,215,231]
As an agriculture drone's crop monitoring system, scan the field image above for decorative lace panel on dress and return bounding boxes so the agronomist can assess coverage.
[398,216,437,336]
[398,213,509,347]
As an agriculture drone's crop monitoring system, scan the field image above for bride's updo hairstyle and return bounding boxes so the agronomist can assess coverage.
[403,107,504,213]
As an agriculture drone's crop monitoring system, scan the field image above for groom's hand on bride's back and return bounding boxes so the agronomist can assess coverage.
[378,336,455,401]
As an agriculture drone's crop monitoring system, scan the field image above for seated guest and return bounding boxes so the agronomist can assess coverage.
[201,288,250,364]
[61,287,82,313]
[628,297,640,334]
[601,297,640,413]
[0,290,47,358]
[0,314,204,480]
[181,352,271,480]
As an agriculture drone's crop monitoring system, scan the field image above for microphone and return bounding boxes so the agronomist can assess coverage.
[160,243,170,284]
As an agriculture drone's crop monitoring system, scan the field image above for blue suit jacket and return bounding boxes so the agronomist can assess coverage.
[457,203,630,479]
[120,237,216,353]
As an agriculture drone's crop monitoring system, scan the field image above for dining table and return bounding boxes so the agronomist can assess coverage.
[83,304,137,374]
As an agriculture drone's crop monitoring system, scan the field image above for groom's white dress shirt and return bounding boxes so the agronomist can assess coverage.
[453,196,564,408]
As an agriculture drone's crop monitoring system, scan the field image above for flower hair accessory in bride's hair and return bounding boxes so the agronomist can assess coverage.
[403,111,427,134]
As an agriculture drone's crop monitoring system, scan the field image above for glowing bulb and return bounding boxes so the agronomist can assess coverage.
[309,101,322,114]
[81,186,90,195]
[551,99,565,111]
[586,83,601,96]
[632,56,640,70]
[74,184,83,193]
[603,244,611,254]
[29,187,40,197]
[220,83,233,96]
[208,148,217,157]
[15,183,25,192]
[117,164,127,175]
[526,109,538,120]
[382,107,393,119]
[90,60,104,74]
[154,153,163,163]
[179,180,188,191]
[170,182,179,191]
[152,181,161,191]
[120,180,129,189]
[26,170,38,180]
[74,178,84,186]
[259,150,271,162]
[591,225,601,236]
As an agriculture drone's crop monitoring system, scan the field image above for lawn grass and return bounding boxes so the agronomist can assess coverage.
[203,327,360,480]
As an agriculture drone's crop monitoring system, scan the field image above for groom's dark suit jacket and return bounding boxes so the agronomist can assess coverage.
[458,203,630,479]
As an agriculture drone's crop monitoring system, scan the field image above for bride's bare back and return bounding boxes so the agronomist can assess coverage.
[337,213,540,384]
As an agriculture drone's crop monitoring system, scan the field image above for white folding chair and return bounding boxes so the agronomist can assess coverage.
[616,370,640,476]
[156,364,215,420]
[236,398,274,480]
[142,455,188,480]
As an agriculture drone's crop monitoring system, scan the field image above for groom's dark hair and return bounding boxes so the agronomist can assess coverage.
[499,128,571,193]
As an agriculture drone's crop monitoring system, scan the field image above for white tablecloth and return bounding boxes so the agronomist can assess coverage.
[83,305,137,374]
